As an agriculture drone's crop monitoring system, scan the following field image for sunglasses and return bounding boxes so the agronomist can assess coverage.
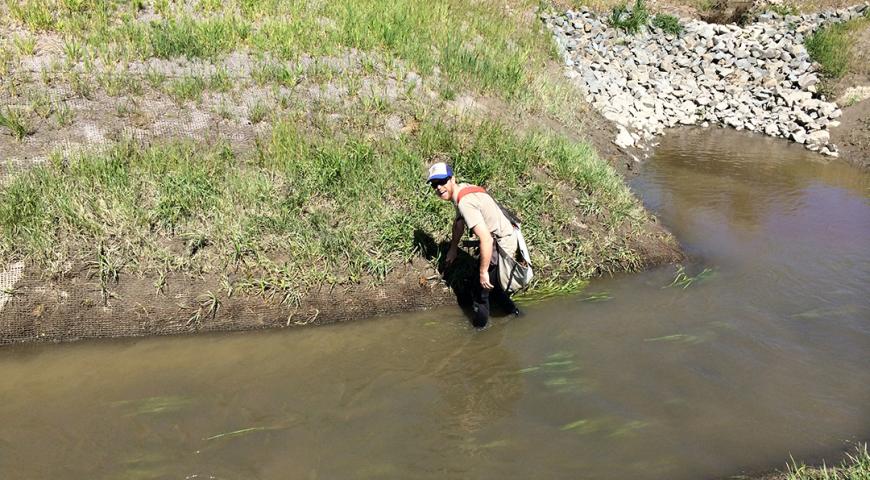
[429,178,449,189]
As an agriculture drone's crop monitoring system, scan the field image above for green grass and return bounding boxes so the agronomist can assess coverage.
[786,443,870,480]
[165,76,206,104]
[62,39,85,62]
[0,119,645,296]
[13,35,37,55]
[7,0,56,31]
[0,107,34,140]
[0,0,660,301]
[3,0,556,102]
[208,67,234,92]
[651,13,683,35]
[247,101,270,124]
[768,2,800,16]
[805,12,870,80]
[608,0,650,34]
[251,62,300,87]
[54,101,75,126]
[145,17,251,60]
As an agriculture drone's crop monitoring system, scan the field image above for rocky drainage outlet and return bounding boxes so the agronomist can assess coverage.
[542,3,870,157]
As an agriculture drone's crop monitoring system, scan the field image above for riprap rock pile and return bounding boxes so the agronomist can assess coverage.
[542,3,869,156]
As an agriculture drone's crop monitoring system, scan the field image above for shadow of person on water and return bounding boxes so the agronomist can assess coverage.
[413,229,514,326]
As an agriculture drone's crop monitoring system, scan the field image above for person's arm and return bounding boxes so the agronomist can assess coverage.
[446,216,465,265]
[473,224,494,290]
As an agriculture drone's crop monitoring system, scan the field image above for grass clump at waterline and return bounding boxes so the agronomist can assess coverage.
[805,9,870,80]
[0,119,648,301]
[785,443,870,480]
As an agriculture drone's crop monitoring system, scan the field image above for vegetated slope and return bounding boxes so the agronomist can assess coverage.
[0,0,680,343]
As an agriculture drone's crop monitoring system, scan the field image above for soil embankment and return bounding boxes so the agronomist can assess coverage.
[0,0,687,345]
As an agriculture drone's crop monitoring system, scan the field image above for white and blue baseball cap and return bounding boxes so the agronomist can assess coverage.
[427,162,453,182]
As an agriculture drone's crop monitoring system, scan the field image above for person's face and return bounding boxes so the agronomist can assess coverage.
[429,177,452,201]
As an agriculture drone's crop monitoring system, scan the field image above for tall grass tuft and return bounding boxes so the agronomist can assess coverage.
[147,17,250,59]
[609,0,650,34]
[652,14,683,35]
[805,15,869,79]
[0,107,34,140]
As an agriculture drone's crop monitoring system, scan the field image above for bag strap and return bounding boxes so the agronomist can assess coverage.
[456,186,487,205]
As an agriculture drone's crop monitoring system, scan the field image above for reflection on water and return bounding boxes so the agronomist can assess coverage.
[0,128,869,479]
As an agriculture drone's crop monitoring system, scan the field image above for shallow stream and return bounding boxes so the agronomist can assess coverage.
[1,129,868,479]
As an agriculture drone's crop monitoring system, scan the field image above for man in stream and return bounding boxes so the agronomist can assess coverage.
[427,162,523,328]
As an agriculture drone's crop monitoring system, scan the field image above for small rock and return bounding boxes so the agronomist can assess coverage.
[614,126,634,148]
[797,73,818,89]
[791,128,807,144]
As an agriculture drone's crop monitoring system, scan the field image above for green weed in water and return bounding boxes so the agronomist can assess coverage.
[205,421,296,441]
[111,395,193,416]
[608,420,650,438]
[643,332,715,345]
[665,265,715,289]
[560,419,591,432]
[515,278,589,304]
[790,304,861,320]
[581,292,612,302]
[560,416,649,438]
[518,351,587,393]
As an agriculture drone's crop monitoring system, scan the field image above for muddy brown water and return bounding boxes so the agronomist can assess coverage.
[1,128,869,479]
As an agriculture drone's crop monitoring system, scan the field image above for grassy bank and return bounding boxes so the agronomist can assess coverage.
[0,0,582,125]
[0,119,650,302]
[0,0,682,329]
[781,443,870,480]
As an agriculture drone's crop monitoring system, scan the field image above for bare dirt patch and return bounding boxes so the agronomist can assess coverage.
[829,97,870,168]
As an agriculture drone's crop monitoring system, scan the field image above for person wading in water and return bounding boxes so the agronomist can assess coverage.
[427,162,524,328]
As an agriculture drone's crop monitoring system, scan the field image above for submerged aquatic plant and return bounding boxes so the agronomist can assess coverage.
[111,395,193,416]
[665,265,715,289]
[581,292,612,302]
[515,278,588,304]
[642,333,712,344]
[517,351,588,395]
[205,421,297,441]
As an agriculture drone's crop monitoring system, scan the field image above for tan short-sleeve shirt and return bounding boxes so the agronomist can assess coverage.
[454,184,518,258]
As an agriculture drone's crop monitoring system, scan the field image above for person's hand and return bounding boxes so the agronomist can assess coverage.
[479,270,493,290]
[446,247,458,265]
